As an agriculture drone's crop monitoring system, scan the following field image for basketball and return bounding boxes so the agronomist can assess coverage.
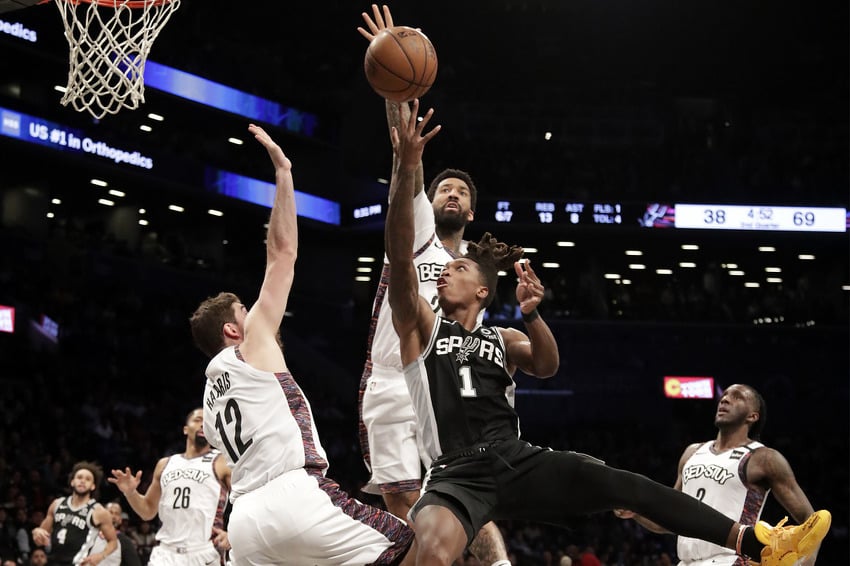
[364,26,438,103]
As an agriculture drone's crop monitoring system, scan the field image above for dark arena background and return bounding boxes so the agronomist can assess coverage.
[0,1,847,564]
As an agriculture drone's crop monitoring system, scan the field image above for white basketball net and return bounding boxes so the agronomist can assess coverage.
[54,0,181,119]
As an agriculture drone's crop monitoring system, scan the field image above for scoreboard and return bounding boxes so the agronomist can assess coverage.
[350,200,848,232]
[473,201,848,232]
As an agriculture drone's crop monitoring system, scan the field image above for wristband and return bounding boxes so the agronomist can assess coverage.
[735,524,747,558]
[521,309,540,323]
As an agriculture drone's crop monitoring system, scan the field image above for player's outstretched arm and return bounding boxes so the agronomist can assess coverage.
[108,458,167,521]
[243,124,297,362]
[386,100,440,363]
[358,5,425,194]
[502,260,559,378]
[753,448,821,565]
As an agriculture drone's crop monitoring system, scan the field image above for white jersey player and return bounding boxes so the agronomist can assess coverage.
[677,440,768,565]
[109,408,231,566]
[189,124,416,565]
[359,187,473,499]
[617,384,828,566]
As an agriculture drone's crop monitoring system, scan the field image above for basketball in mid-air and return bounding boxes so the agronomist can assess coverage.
[364,26,438,103]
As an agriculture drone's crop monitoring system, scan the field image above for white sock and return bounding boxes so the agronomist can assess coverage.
[490,561,511,566]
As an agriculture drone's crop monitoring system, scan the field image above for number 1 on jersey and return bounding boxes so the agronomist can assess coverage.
[459,366,478,398]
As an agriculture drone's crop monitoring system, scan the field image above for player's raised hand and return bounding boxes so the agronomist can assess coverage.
[248,124,291,172]
[390,99,440,172]
[357,4,394,42]
[514,259,544,313]
[108,467,142,494]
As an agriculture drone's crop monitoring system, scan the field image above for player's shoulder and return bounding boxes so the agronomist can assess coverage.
[681,441,707,460]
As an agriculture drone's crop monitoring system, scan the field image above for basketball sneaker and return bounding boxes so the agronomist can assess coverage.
[753,510,831,565]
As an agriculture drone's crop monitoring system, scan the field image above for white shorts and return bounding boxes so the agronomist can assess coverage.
[360,365,429,495]
[227,468,413,566]
[148,542,221,566]
[677,557,741,566]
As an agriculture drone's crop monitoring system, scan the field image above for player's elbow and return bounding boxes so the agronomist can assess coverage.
[534,357,560,379]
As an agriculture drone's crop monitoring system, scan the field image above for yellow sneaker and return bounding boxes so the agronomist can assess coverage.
[754,510,832,562]
[756,546,798,566]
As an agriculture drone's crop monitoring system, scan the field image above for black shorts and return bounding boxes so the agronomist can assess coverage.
[410,439,607,545]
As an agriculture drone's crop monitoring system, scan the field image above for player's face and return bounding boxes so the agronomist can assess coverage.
[715,384,757,429]
[437,258,486,308]
[432,178,474,231]
[70,469,96,496]
[106,503,122,527]
[184,409,208,448]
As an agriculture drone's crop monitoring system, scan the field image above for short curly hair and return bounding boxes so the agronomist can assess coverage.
[426,168,478,211]
[464,232,524,308]
[69,461,103,497]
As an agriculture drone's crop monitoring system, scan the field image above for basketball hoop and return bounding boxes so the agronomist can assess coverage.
[52,0,181,119]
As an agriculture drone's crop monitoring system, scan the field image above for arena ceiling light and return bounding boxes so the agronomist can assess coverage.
[625,250,643,256]
[358,257,377,263]
[681,244,699,250]
[799,254,815,260]
[656,268,673,275]
[556,241,575,247]
[758,246,776,252]
[168,204,185,212]
[90,179,108,187]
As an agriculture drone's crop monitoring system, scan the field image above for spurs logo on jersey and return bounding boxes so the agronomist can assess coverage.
[682,463,735,485]
[405,317,519,460]
[50,498,98,565]
[435,332,504,368]
[54,510,88,530]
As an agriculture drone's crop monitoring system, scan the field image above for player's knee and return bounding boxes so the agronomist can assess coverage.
[414,507,468,565]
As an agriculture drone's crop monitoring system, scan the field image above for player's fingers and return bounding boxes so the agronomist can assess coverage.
[416,107,435,131]
[408,99,420,128]
[382,4,394,28]
[421,124,441,143]
[356,27,375,41]
[372,4,386,30]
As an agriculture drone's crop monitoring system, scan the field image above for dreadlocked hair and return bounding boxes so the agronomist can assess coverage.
[465,232,524,308]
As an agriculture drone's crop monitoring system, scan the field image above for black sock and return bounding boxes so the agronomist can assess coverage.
[742,527,763,559]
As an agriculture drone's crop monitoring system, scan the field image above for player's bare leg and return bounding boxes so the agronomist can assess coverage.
[384,490,421,522]
[468,522,510,565]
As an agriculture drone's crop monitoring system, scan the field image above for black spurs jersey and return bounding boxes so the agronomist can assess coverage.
[404,317,519,460]
[49,497,98,565]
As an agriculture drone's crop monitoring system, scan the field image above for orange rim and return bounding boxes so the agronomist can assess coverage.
[51,0,174,7]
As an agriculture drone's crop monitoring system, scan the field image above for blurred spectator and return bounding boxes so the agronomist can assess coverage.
[0,509,17,563]
[29,548,48,566]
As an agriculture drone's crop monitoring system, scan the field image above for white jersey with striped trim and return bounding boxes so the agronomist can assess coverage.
[367,190,472,372]
[156,452,226,548]
[202,346,329,501]
[677,441,768,565]
[403,317,519,462]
